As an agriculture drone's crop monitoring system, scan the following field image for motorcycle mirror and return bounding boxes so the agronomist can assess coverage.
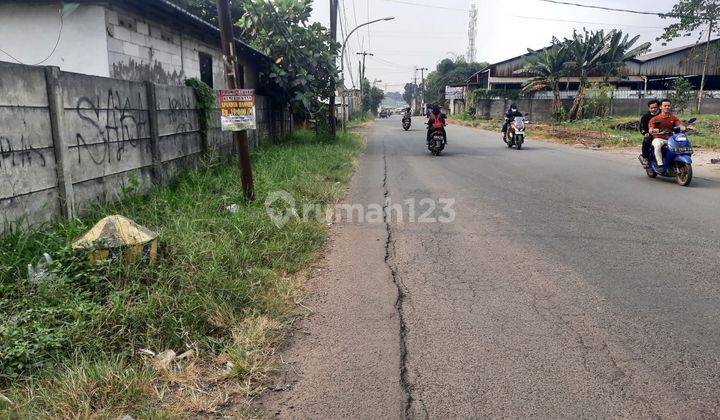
[687,117,697,124]
[524,113,529,116]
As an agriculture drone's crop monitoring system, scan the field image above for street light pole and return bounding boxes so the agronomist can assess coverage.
[340,16,395,132]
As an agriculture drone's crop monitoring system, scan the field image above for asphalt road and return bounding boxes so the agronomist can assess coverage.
[262,116,720,418]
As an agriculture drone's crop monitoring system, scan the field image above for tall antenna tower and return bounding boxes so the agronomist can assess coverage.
[467,2,477,63]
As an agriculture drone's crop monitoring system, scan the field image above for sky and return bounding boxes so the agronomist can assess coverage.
[310,0,702,93]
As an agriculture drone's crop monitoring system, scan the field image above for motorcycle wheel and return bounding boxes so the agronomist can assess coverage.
[646,168,657,178]
[516,136,523,150]
[403,126,410,131]
[676,163,692,186]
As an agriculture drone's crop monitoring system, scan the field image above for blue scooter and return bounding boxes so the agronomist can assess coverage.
[639,118,696,187]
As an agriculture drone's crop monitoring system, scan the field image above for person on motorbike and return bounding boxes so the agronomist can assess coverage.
[426,105,447,144]
[648,98,685,172]
[402,107,412,119]
[639,99,661,168]
[502,103,524,142]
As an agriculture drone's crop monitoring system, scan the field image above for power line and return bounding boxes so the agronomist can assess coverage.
[369,55,415,69]
[0,6,64,65]
[338,1,356,88]
[535,0,690,18]
[510,15,666,29]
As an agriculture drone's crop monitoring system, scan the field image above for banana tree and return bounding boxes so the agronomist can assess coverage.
[597,30,651,81]
[516,40,570,116]
[564,29,607,120]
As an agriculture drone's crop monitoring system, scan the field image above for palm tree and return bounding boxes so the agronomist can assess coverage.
[564,29,607,120]
[563,29,651,120]
[597,30,651,81]
[516,41,570,117]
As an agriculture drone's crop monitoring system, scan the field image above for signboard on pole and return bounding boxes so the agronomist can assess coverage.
[219,89,256,131]
[445,86,465,100]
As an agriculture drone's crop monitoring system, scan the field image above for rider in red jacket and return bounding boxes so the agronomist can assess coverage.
[426,105,447,144]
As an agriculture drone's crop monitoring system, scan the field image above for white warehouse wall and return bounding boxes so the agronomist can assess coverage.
[0,3,109,77]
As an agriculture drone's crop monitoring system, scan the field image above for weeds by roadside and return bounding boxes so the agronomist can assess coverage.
[0,129,363,418]
[450,115,720,149]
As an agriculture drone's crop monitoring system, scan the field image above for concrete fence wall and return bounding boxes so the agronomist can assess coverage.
[0,61,291,234]
[474,94,720,121]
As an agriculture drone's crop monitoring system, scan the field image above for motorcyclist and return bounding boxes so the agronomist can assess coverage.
[649,98,685,172]
[502,103,524,142]
[426,105,447,144]
[639,99,660,168]
[402,107,412,120]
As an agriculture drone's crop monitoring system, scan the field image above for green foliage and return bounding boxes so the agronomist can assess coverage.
[361,78,385,115]
[0,129,362,405]
[669,76,696,113]
[422,57,488,107]
[237,0,338,114]
[584,83,614,118]
[559,29,649,120]
[658,0,720,45]
[402,83,416,106]
[517,41,570,114]
[185,78,216,141]
[658,1,719,112]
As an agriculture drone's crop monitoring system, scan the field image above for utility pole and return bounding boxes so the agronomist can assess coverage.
[329,0,338,136]
[216,0,254,200]
[357,52,373,114]
[413,68,418,115]
[359,60,363,112]
[418,67,428,113]
[357,52,373,84]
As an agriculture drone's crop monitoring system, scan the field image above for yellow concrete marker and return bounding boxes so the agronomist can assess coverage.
[72,215,158,265]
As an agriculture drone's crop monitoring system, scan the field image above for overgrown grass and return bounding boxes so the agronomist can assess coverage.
[450,114,720,149]
[0,129,363,418]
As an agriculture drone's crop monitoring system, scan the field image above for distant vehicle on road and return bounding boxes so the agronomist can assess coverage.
[379,109,388,118]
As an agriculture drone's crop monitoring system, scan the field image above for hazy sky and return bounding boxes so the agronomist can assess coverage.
[310,0,701,93]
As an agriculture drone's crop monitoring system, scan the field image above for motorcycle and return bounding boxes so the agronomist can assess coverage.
[504,115,527,150]
[402,115,411,131]
[427,120,446,156]
[638,118,696,186]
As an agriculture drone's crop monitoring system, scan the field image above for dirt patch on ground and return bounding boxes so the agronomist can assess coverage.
[531,124,609,147]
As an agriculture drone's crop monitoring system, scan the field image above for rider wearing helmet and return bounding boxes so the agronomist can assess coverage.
[502,103,524,141]
[426,105,447,144]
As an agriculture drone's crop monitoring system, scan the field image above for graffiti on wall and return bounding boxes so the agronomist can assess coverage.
[167,93,196,133]
[0,135,47,169]
[75,90,149,165]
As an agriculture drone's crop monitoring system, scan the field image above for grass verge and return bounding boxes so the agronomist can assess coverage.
[0,129,363,418]
[450,115,720,149]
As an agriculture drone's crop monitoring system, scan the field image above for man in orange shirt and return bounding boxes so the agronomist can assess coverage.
[648,98,685,172]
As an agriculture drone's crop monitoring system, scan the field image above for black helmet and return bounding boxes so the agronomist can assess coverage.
[510,103,518,110]
[432,105,441,114]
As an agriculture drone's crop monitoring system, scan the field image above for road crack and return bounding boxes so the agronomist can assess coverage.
[382,141,416,419]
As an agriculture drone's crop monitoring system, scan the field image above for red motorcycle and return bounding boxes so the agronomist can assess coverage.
[505,115,527,150]
[426,118,447,156]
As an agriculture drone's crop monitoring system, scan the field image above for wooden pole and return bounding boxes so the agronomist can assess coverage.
[217,0,254,200]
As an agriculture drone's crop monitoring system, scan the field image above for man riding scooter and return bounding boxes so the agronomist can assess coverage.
[649,98,685,173]
[502,103,524,142]
[639,99,660,168]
